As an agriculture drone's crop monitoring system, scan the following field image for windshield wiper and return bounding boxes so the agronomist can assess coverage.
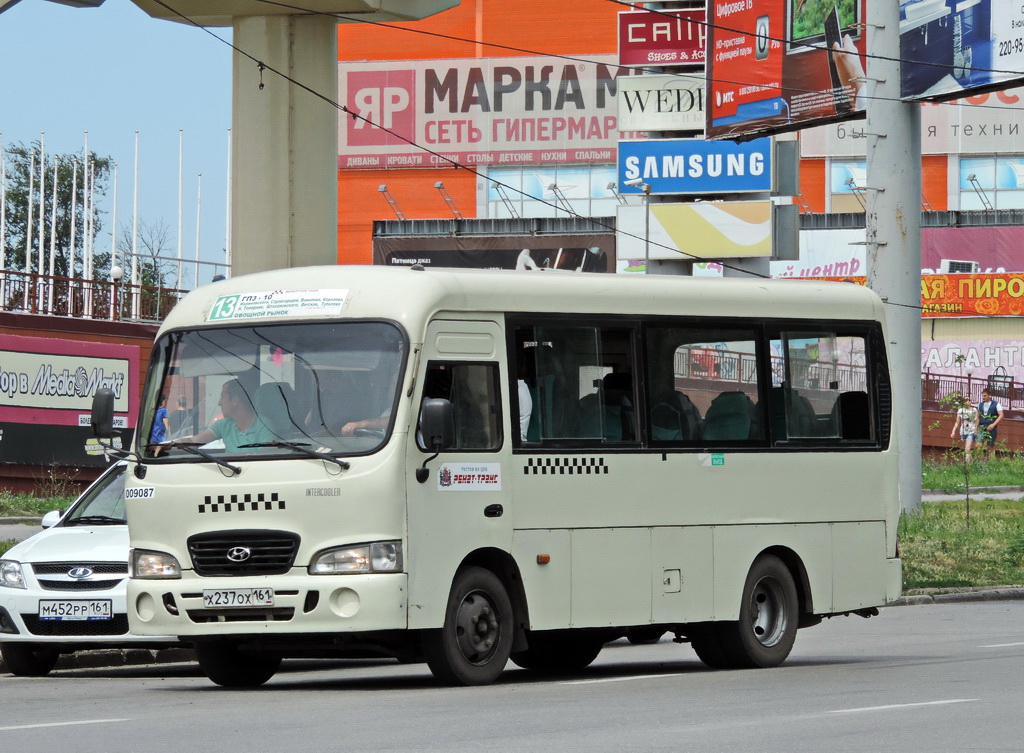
[67,515,125,526]
[238,441,351,470]
[165,441,241,476]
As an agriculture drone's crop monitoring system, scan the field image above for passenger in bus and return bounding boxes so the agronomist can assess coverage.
[176,379,274,451]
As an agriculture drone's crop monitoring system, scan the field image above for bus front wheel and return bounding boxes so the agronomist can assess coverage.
[195,641,281,688]
[423,566,513,686]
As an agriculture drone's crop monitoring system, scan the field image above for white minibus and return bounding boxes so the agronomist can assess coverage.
[93,265,901,687]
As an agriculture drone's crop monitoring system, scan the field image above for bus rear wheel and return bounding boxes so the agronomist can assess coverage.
[423,566,513,686]
[195,641,281,688]
[697,555,798,670]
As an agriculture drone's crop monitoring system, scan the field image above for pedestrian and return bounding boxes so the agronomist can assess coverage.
[949,400,978,462]
[977,389,1005,461]
[150,396,170,446]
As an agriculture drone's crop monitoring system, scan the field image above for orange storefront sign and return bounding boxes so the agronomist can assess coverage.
[812,274,1024,318]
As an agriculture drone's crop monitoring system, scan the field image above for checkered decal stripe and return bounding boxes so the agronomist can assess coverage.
[198,492,286,514]
[523,457,608,475]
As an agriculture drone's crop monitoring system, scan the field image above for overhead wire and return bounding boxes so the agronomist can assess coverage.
[149,0,1015,308]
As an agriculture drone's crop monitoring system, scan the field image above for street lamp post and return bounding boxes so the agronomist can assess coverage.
[110,265,123,322]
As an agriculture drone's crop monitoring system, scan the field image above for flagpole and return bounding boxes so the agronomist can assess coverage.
[131,130,139,319]
[69,160,78,314]
[24,151,34,310]
[177,128,183,291]
[47,157,58,314]
[110,163,119,320]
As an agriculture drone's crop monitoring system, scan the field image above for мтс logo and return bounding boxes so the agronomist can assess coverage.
[346,69,416,147]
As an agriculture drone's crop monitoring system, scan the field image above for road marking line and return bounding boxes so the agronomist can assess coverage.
[980,642,1024,648]
[560,673,681,685]
[0,719,130,732]
[830,699,978,714]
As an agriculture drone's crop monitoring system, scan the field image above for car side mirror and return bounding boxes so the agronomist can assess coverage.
[41,510,62,529]
[91,388,116,438]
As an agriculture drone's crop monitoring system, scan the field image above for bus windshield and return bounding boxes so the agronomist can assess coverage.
[142,321,407,460]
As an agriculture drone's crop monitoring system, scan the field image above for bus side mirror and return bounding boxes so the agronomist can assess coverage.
[420,398,454,451]
[91,388,116,438]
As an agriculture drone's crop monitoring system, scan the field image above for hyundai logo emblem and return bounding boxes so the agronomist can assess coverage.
[226,546,252,563]
[68,567,93,579]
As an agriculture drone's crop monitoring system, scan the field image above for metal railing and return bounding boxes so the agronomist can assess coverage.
[0,269,185,323]
[922,371,1023,412]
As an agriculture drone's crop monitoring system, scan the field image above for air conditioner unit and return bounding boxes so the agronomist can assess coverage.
[939,259,980,274]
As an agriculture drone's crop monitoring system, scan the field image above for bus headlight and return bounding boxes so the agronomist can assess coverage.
[0,560,26,589]
[309,542,403,574]
[131,549,182,579]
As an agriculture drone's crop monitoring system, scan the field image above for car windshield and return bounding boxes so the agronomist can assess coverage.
[63,466,127,526]
[140,321,407,460]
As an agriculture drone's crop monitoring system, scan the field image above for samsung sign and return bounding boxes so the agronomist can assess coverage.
[618,138,772,195]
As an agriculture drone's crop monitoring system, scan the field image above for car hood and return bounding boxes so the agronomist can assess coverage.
[4,526,128,564]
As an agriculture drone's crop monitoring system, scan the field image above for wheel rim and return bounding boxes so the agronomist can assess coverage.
[454,589,501,665]
[748,576,788,647]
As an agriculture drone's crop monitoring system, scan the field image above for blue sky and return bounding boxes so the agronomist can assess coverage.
[0,1,232,287]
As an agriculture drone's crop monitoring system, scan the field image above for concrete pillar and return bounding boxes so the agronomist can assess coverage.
[865,3,923,512]
[231,15,338,276]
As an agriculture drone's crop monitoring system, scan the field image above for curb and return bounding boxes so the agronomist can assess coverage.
[890,586,1024,606]
[0,647,195,676]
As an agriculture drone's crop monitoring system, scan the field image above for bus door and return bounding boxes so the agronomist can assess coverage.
[405,319,511,630]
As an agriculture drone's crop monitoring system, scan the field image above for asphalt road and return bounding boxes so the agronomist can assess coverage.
[2,602,1023,752]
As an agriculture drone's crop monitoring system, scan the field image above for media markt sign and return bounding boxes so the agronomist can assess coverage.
[208,290,349,322]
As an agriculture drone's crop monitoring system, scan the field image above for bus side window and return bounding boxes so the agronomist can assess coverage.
[418,362,502,452]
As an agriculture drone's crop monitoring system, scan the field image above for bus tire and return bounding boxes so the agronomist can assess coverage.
[689,626,735,669]
[195,641,281,688]
[422,566,513,686]
[510,631,603,672]
[719,555,799,669]
[1,643,60,676]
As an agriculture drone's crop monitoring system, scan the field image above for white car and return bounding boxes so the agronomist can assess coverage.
[0,463,178,676]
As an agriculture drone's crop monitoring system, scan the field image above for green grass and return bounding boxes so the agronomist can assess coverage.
[0,492,73,518]
[900,497,1024,591]
[922,454,1024,493]
[0,539,14,557]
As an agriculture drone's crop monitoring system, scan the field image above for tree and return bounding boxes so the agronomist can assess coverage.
[1,140,112,279]
[113,217,176,289]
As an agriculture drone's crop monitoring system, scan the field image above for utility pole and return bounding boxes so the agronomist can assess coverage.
[865,3,923,513]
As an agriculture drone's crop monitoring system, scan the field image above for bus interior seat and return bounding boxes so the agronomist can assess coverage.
[601,372,635,441]
[769,387,818,440]
[702,390,760,441]
[253,382,300,439]
[651,391,703,441]
[831,390,871,440]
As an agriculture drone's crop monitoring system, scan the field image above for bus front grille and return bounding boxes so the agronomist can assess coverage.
[187,530,300,576]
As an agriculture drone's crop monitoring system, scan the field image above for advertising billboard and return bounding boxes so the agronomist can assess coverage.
[706,0,867,140]
[617,137,773,194]
[901,0,1024,101]
[339,56,637,168]
[617,8,707,67]
[373,234,616,273]
[617,200,775,261]
[617,74,706,133]
[0,335,140,468]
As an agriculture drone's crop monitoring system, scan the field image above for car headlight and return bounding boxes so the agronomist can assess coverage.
[131,549,182,579]
[0,560,26,589]
[309,541,403,574]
